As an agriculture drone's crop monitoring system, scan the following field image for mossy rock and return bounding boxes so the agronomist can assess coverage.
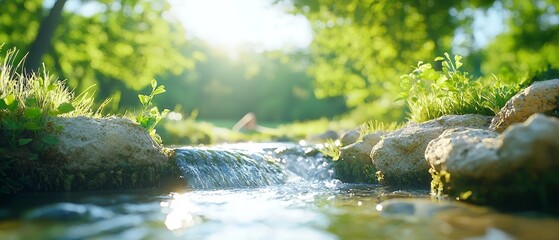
[333,158,377,184]
[1,155,184,195]
[431,167,559,214]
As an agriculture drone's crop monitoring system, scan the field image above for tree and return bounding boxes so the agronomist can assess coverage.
[1,0,194,108]
[285,0,558,121]
[480,0,559,77]
[25,0,68,73]
[287,0,461,108]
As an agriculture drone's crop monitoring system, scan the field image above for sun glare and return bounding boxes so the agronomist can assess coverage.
[169,0,312,53]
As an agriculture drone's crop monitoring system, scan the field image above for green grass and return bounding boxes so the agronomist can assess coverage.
[0,47,102,152]
[0,47,107,194]
[399,53,520,122]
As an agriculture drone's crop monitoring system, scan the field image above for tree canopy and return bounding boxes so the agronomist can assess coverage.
[287,0,558,121]
[1,0,194,105]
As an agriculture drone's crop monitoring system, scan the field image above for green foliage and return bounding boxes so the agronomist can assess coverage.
[156,110,215,145]
[399,53,519,122]
[288,0,460,120]
[320,139,341,161]
[358,120,402,139]
[0,47,100,194]
[156,44,347,123]
[0,0,194,110]
[136,79,169,144]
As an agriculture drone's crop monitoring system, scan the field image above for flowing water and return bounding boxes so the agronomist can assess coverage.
[1,143,558,240]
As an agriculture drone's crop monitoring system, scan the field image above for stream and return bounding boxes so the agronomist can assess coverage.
[1,143,558,239]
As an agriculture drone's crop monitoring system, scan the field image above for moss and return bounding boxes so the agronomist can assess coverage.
[430,167,559,214]
[333,157,377,183]
[0,153,184,197]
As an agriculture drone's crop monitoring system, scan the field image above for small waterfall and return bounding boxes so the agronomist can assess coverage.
[174,146,288,189]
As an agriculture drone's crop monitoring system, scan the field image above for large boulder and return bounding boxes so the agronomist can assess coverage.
[370,114,492,186]
[52,117,168,170]
[426,114,559,213]
[336,132,384,183]
[34,116,182,192]
[489,79,559,132]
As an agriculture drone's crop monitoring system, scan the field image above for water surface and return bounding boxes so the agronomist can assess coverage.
[1,143,558,239]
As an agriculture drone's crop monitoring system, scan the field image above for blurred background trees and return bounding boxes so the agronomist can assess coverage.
[1,0,557,129]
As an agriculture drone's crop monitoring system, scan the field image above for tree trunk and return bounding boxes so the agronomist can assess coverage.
[24,0,68,74]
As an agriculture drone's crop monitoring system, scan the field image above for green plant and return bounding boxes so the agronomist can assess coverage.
[358,120,402,141]
[320,139,341,161]
[399,53,519,122]
[0,47,102,194]
[136,79,169,144]
[0,48,98,153]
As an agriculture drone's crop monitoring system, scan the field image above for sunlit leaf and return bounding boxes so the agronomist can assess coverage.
[153,85,166,95]
[138,94,150,105]
[151,79,157,89]
[4,94,16,106]
[149,107,159,116]
[57,102,75,114]
[434,56,444,61]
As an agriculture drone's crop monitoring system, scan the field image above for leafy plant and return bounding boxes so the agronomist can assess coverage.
[136,79,169,144]
[399,52,519,122]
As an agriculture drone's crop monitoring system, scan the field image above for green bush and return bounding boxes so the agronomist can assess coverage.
[399,53,519,122]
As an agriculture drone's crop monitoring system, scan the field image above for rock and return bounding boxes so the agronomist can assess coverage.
[370,114,492,186]
[340,132,384,165]
[490,79,559,132]
[427,114,559,213]
[336,132,385,183]
[378,198,559,239]
[52,117,168,170]
[377,199,469,220]
[313,130,339,142]
[34,116,182,192]
[425,128,500,180]
[340,129,360,146]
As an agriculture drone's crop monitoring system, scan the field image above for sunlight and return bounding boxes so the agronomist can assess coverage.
[162,193,199,231]
[168,0,312,52]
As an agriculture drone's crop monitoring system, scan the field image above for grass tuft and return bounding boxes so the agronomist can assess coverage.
[399,52,520,122]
